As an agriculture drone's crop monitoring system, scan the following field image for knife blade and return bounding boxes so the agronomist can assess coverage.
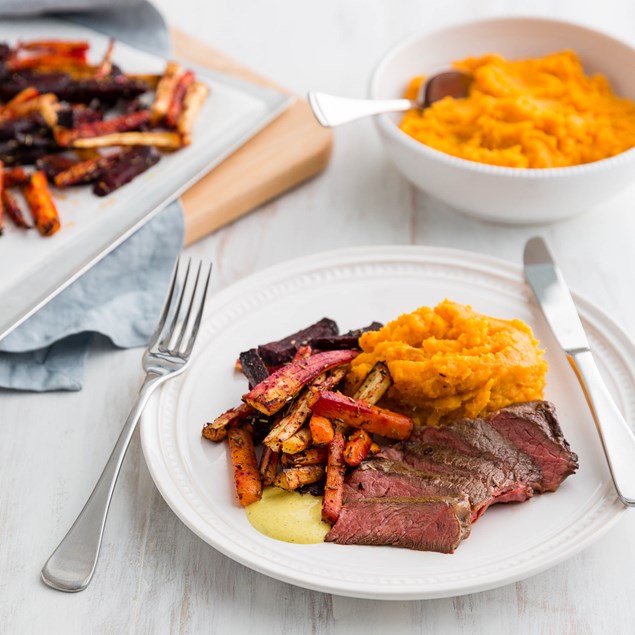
[524,236,635,506]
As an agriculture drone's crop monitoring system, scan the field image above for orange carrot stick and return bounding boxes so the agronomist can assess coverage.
[2,189,31,229]
[0,161,4,235]
[343,429,373,467]
[227,425,262,507]
[22,171,60,237]
[309,414,334,445]
[322,425,347,524]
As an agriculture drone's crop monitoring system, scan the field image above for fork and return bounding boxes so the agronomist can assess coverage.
[41,257,212,593]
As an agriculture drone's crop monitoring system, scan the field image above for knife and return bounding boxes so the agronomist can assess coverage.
[524,236,635,507]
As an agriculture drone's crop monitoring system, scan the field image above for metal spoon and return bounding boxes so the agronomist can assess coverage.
[308,70,472,127]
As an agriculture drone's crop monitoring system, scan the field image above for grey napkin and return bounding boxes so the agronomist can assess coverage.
[0,1,184,391]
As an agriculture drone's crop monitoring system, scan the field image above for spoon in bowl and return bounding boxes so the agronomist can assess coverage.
[308,70,472,127]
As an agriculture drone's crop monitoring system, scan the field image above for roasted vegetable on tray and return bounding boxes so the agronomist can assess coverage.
[0,37,209,238]
[201,317,420,530]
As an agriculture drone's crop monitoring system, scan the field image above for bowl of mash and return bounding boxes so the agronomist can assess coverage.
[371,17,635,223]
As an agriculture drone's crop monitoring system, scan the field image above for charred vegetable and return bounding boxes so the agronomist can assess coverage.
[22,170,60,236]
[243,349,358,416]
[92,146,160,196]
[311,391,414,441]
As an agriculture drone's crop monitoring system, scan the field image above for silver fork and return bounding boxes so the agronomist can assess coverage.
[41,257,212,593]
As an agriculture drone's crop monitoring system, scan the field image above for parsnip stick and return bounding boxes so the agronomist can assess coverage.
[165,70,194,128]
[151,61,182,125]
[259,447,280,486]
[280,446,328,468]
[177,81,208,145]
[71,130,182,149]
[274,466,325,491]
[202,403,252,443]
[262,366,346,450]
[279,426,312,454]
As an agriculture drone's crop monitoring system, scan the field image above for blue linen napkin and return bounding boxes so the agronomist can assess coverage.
[0,1,184,391]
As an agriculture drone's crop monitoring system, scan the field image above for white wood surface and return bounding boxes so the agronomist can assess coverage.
[3,0,635,632]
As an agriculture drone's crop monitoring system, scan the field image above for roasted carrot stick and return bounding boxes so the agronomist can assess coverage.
[0,161,4,235]
[227,425,262,507]
[309,414,334,445]
[8,52,89,71]
[2,189,31,229]
[343,429,373,467]
[2,167,30,188]
[322,424,347,524]
[54,110,151,146]
[165,70,194,128]
[19,39,90,55]
[54,154,109,187]
[22,171,60,237]
[0,93,59,130]
[311,391,413,441]
[0,87,39,116]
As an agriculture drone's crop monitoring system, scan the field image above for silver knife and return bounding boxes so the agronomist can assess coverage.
[524,236,635,506]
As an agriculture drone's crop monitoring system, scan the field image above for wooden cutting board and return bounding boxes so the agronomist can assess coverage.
[171,30,333,245]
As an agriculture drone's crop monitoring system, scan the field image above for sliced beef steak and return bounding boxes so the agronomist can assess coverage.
[325,495,471,553]
[390,441,531,496]
[413,419,542,489]
[374,446,532,521]
[328,400,577,553]
[485,401,578,492]
[344,457,463,503]
[345,456,530,522]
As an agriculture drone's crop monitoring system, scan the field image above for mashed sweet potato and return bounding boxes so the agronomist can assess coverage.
[347,300,548,426]
[399,50,635,168]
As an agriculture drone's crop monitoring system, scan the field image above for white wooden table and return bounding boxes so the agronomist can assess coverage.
[3,0,635,632]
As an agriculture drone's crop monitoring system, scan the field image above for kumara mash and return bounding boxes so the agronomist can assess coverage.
[347,300,548,426]
[400,50,635,168]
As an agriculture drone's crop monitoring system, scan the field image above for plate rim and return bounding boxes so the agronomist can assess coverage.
[140,244,631,599]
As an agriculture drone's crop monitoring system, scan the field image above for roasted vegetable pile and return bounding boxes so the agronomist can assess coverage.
[0,38,208,237]
[202,318,416,526]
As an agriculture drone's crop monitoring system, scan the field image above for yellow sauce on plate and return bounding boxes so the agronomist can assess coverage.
[245,487,330,544]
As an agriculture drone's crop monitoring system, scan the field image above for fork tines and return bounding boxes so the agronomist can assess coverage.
[150,257,212,357]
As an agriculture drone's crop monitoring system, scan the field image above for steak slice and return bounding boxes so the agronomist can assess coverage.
[344,457,463,503]
[325,495,471,553]
[396,441,524,492]
[412,418,542,489]
[370,452,532,521]
[485,401,578,492]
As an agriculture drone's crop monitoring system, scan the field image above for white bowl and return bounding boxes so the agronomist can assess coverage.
[370,17,635,224]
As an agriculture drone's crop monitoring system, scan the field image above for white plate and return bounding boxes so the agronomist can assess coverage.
[140,246,633,600]
[0,17,292,341]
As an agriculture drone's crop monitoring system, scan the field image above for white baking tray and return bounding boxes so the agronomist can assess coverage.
[0,17,292,342]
